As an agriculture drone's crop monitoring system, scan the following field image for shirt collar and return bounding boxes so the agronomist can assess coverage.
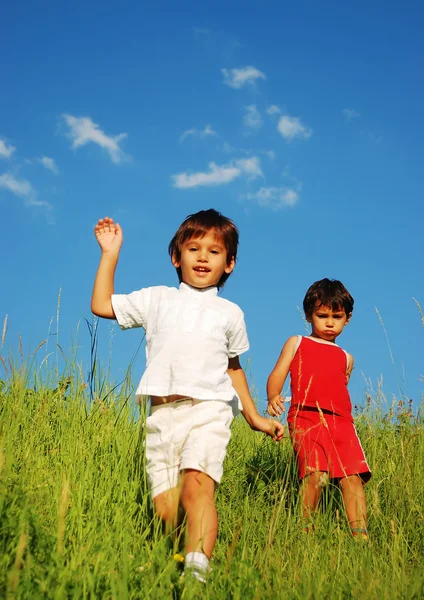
[179,282,218,297]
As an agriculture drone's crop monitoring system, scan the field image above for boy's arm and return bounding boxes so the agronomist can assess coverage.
[266,336,298,417]
[91,217,123,319]
[227,356,284,441]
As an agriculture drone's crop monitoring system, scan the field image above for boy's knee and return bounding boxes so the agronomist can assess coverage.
[153,488,179,524]
[180,471,215,509]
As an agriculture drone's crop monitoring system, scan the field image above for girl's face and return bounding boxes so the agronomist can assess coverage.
[307,302,351,342]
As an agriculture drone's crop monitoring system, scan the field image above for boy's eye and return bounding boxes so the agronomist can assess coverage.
[210,250,219,255]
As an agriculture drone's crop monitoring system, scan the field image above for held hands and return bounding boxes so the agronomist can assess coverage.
[251,414,284,442]
[267,395,285,417]
[94,217,123,255]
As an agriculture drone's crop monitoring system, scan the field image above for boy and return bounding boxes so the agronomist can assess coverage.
[91,209,284,581]
[267,278,371,538]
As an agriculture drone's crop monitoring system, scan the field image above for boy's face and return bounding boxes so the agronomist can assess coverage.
[307,302,351,342]
[172,230,235,289]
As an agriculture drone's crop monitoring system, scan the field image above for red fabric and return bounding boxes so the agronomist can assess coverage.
[287,408,371,481]
[290,337,353,420]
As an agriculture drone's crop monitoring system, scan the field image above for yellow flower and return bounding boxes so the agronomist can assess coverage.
[173,553,185,563]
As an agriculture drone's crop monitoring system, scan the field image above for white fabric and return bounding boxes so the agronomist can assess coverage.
[145,399,235,497]
[111,282,249,403]
[185,551,210,582]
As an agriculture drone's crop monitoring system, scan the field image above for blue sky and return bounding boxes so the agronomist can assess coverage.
[1,1,423,412]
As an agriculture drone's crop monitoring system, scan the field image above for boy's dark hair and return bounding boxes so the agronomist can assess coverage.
[303,278,354,318]
[168,209,239,289]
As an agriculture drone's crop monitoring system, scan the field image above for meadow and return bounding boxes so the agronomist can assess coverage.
[0,326,423,599]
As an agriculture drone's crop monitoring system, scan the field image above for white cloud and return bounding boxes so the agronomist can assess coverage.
[0,139,16,159]
[277,115,312,141]
[203,124,216,136]
[172,162,240,189]
[222,66,266,89]
[266,105,281,115]
[172,156,262,189]
[243,105,263,131]
[39,156,59,175]
[244,186,299,210]
[0,172,50,207]
[343,108,360,122]
[180,124,217,142]
[264,150,276,160]
[0,173,32,197]
[235,156,263,179]
[62,114,128,163]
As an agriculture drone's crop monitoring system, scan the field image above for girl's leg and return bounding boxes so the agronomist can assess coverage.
[180,469,217,558]
[339,474,367,530]
[300,471,326,518]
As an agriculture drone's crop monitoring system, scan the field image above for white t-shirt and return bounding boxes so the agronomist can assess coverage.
[111,282,249,403]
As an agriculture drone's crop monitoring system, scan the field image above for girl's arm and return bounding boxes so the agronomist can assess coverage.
[91,217,123,319]
[266,336,298,417]
[227,357,284,441]
[346,353,354,382]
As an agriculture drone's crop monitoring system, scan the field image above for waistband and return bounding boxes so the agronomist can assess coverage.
[150,398,203,413]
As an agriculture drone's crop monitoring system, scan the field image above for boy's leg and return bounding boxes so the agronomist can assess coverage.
[180,469,217,558]
[153,486,181,532]
[339,474,367,531]
[300,471,326,518]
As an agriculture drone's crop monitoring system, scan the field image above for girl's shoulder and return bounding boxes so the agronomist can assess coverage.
[284,335,302,358]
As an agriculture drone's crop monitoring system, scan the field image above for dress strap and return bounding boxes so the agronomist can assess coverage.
[293,335,302,357]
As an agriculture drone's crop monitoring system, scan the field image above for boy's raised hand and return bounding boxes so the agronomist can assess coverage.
[252,414,284,442]
[94,217,123,254]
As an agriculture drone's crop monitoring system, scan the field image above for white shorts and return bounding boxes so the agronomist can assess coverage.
[145,399,236,498]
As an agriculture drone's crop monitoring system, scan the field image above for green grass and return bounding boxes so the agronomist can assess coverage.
[0,353,423,599]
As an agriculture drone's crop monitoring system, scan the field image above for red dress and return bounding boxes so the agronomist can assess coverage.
[287,337,371,482]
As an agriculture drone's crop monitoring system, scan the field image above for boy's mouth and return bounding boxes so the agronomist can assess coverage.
[193,267,211,273]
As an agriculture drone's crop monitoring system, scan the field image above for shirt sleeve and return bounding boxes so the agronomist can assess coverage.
[111,288,153,330]
[227,309,250,358]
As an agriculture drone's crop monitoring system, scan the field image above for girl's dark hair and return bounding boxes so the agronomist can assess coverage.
[168,209,239,289]
[303,278,354,318]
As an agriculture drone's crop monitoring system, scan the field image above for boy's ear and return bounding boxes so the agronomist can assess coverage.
[345,312,352,325]
[171,253,180,268]
[224,256,235,274]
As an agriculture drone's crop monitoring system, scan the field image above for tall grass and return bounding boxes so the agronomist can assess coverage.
[0,324,423,599]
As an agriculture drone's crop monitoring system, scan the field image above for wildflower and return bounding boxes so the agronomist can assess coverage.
[318,473,329,488]
[173,553,185,563]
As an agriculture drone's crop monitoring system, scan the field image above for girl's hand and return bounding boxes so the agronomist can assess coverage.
[267,395,285,417]
[94,217,123,255]
[250,414,284,442]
